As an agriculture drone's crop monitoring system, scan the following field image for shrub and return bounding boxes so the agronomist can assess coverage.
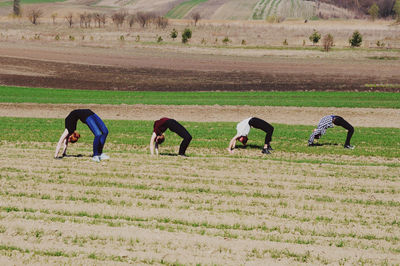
[222,37,230,45]
[241,39,246,45]
[92,13,106,28]
[100,14,106,27]
[55,34,60,41]
[192,12,200,26]
[181,28,192,44]
[376,40,385,47]
[51,13,57,24]
[136,12,155,27]
[170,28,178,40]
[266,15,285,23]
[368,3,379,21]
[394,0,400,22]
[27,8,43,25]
[283,39,288,45]
[13,0,21,16]
[135,35,140,42]
[201,38,207,44]
[309,30,321,45]
[128,14,135,28]
[112,10,127,28]
[157,36,163,43]
[79,14,85,28]
[65,13,74,28]
[155,16,168,29]
[349,30,362,47]
[69,35,75,41]
[322,34,334,52]
[119,35,125,41]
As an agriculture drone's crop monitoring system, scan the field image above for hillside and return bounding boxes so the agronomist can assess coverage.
[6,0,393,20]
[321,0,396,18]
[88,0,355,20]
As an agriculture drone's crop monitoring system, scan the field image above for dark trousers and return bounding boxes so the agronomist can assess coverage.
[165,119,192,155]
[333,116,354,146]
[86,114,108,156]
[249,117,274,145]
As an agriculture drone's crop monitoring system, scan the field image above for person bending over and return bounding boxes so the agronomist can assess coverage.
[308,115,354,149]
[228,117,274,154]
[54,109,109,162]
[150,117,192,157]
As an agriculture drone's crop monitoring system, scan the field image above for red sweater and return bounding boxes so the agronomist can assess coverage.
[153,117,171,136]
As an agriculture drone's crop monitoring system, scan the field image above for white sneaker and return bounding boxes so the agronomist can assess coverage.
[92,156,101,162]
[100,153,110,160]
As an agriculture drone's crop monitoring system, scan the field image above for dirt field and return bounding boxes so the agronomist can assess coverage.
[0,140,399,264]
[0,41,399,92]
[1,102,399,128]
[0,19,400,92]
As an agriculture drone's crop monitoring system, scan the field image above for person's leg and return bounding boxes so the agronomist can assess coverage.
[249,117,274,148]
[91,114,108,155]
[167,119,192,155]
[85,115,102,156]
[333,116,354,146]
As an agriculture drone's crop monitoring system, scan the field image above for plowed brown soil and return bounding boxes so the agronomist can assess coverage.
[0,41,399,92]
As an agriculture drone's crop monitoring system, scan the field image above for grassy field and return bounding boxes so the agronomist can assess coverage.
[0,118,399,264]
[0,0,65,6]
[1,86,399,264]
[1,117,399,159]
[1,86,399,108]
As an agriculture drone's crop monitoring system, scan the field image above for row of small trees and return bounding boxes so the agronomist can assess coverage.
[309,30,364,51]
[22,8,203,30]
[25,9,172,29]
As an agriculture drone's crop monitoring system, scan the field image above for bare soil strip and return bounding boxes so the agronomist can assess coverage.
[0,102,399,127]
[0,142,399,264]
[0,42,399,92]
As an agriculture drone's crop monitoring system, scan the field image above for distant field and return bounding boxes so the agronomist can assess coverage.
[0,0,65,6]
[1,117,399,159]
[1,86,399,108]
[166,0,208,19]
[252,0,314,20]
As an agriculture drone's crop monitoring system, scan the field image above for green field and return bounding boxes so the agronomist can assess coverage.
[1,86,399,108]
[1,117,399,160]
[166,0,208,19]
[1,85,400,264]
[0,0,65,6]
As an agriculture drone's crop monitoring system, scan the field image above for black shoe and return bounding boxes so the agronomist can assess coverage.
[267,146,273,151]
[261,148,270,154]
[344,145,355,149]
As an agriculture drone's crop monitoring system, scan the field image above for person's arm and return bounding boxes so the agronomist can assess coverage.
[150,132,158,155]
[308,129,320,145]
[55,129,69,158]
[61,137,69,157]
[227,134,240,153]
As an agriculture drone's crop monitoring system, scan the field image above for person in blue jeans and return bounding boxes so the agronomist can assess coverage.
[54,109,109,162]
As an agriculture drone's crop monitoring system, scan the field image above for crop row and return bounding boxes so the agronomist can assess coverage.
[1,140,399,264]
